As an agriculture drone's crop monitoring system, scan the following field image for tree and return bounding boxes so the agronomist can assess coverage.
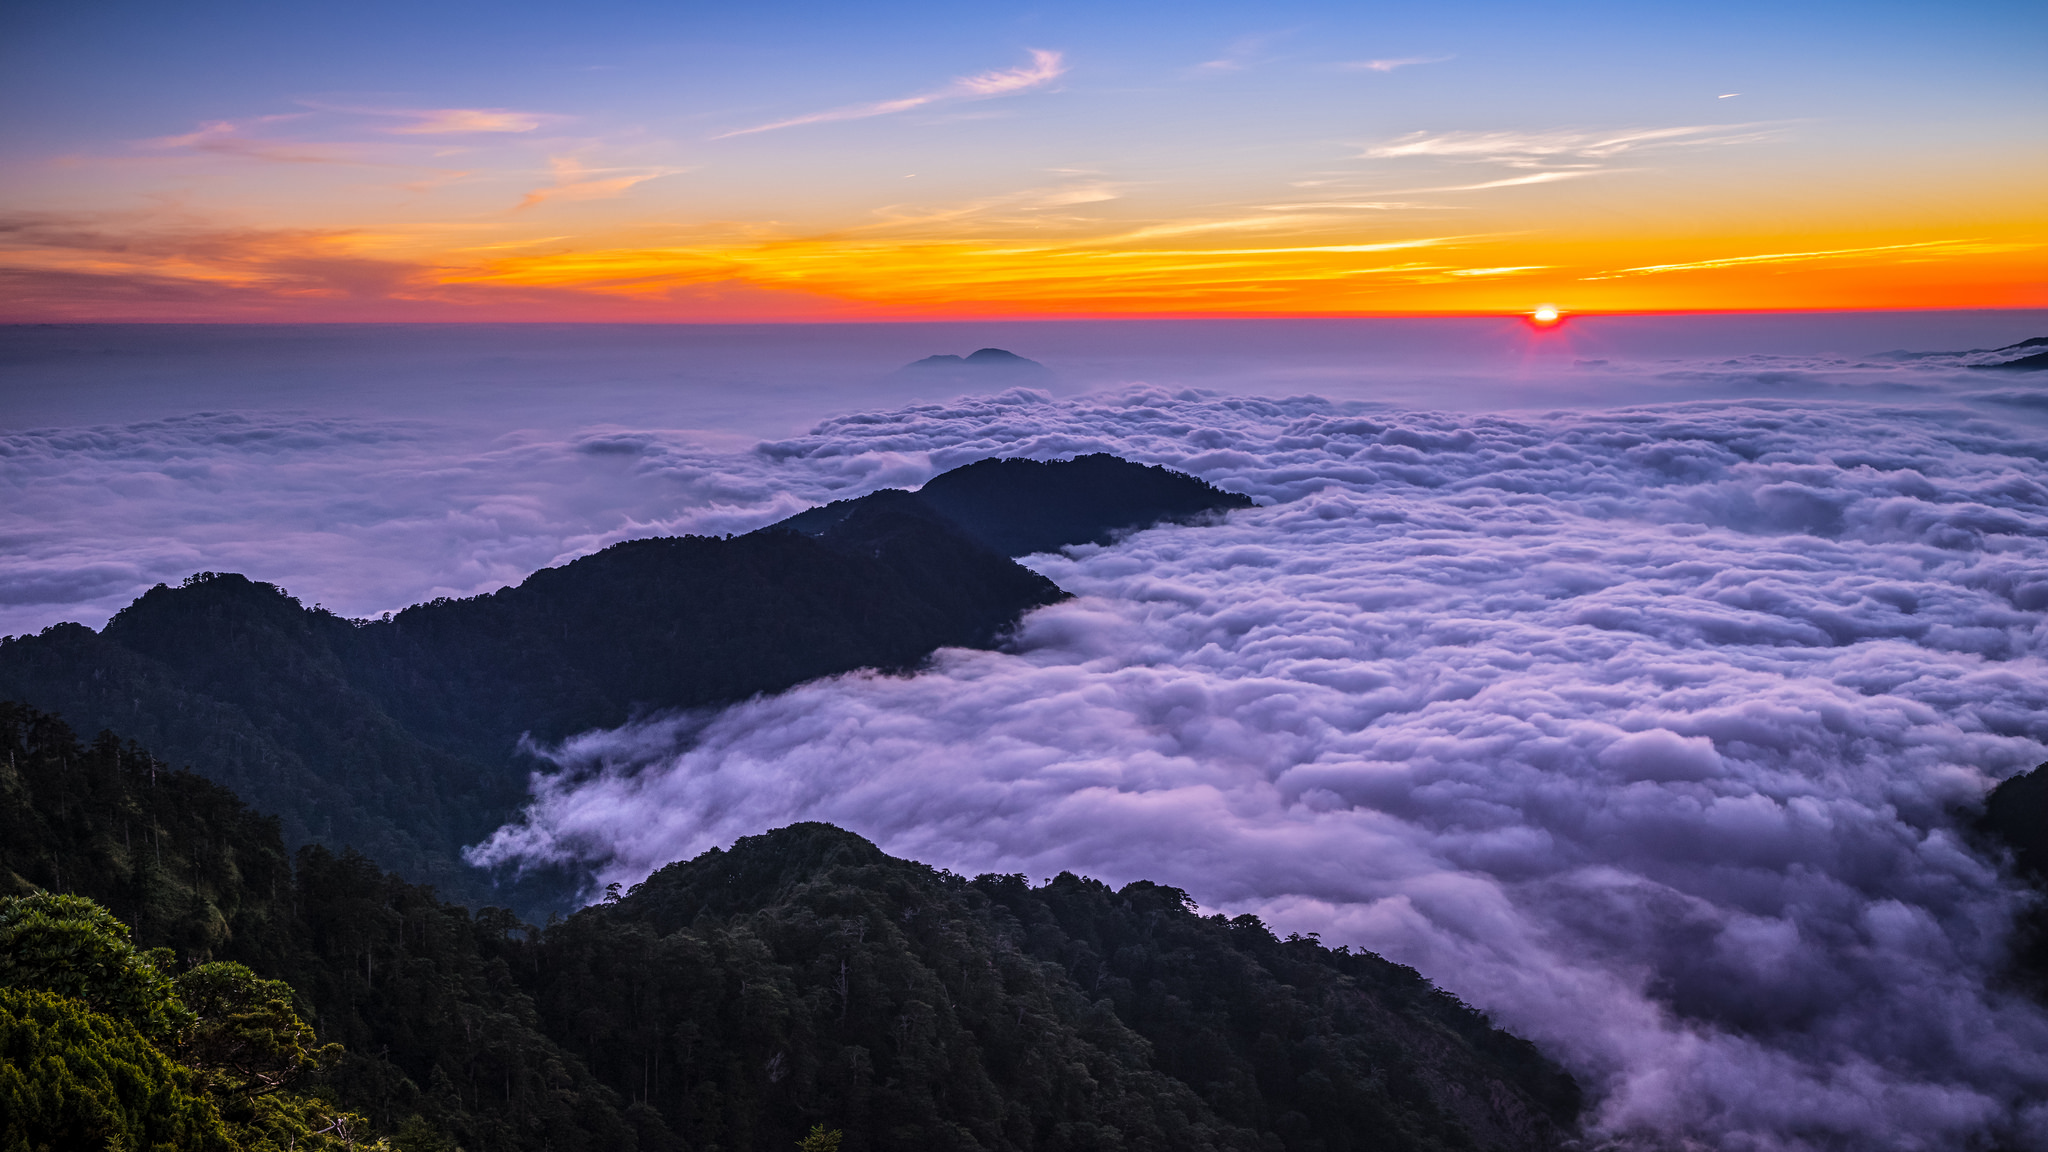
[0,891,193,1041]
[798,1123,845,1151]
[0,986,235,1152]
[176,960,339,1101]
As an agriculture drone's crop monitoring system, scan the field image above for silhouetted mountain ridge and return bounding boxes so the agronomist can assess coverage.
[778,453,1255,555]
[0,701,1583,1151]
[1967,336,2048,371]
[0,454,1250,914]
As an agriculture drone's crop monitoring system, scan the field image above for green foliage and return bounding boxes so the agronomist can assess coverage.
[798,1122,846,1151]
[0,891,193,1041]
[274,844,654,1152]
[1,704,1581,1151]
[176,961,339,1100]
[0,503,1071,916]
[0,702,631,1152]
[529,822,1580,1151]
[0,986,235,1152]
[0,453,1233,918]
[0,704,298,966]
[233,1094,393,1152]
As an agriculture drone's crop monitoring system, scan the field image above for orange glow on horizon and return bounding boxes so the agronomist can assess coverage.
[0,214,2040,322]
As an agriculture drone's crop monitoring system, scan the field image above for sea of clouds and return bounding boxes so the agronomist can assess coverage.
[466,386,2048,1150]
[9,319,2048,1148]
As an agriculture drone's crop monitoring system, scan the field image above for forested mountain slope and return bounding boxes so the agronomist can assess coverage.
[0,455,1247,913]
[1982,764,2048,994]
[1,703,1580,1152]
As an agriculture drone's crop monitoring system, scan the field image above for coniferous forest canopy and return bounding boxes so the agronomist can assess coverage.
[1,701,1587,1151]
[0,455,1250,916]
[2,0,2043,1127]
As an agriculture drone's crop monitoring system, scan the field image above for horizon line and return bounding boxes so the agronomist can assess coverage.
[4,305,2044,327]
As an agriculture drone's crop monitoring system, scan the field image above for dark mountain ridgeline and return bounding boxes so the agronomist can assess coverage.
[778,452,1256,557]
[0,702,656,1150]
[0,454,1250,913]
[1966,335,2048,372]
[0,703,1582,1150]
[1981,764,2048,992]
[562,823,1581,1152]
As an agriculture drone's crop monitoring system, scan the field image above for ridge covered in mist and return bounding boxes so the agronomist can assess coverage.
[0,454,1248,913]
[0,702,1581,1151]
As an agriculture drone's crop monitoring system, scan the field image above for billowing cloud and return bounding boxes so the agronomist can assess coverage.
[0,407,928,638]
[714,49,1066,139]
[467,386,2048,1150]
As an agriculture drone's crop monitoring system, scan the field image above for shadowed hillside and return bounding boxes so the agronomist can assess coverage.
[0,455,1250,914]
[1,703,1581,1152]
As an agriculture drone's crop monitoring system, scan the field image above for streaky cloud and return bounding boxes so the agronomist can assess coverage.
[713,49,1066,139]
[1343,55,1453,72]
[1405,171,1600,192]
[1584,238,2026,279]
[515,157,690,209]
[1364,123,1785,162]
[384,108,557,134]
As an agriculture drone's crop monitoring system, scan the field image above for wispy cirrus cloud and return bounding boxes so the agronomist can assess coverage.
[0,211,427,311]
[862,181,1123,232]
[1082,236,1466,258]
[147,116,344,164]
[713,49,1066,139]
[294,102,565,134]
[1364,123,1783,166]
[1255,200,1447,211]
[1197,31,1293,73]
[1582,238,2026,279]
[1342,55,1452,72]
[1446,264,1547,276]
[1407,171,1604,193]
[386,108,558,134]
[515,157,688,210]
[145,104,568,167]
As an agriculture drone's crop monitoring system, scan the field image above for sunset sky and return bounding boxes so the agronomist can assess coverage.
[1,0,2041,321]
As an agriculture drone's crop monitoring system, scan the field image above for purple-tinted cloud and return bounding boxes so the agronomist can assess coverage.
[469,390,2048,1150]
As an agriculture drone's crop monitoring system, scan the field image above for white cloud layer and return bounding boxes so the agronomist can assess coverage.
[466,388,2048,1150]
[4,318,2040,640]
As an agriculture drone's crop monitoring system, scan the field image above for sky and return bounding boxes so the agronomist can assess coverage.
[4,1,2048,1142]
[1,0,2042,321]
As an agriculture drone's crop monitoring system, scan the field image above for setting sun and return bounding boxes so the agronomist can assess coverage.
[1530,304,1563,326]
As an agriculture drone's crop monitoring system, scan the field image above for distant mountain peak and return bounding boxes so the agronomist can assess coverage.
[903,348,1047,373]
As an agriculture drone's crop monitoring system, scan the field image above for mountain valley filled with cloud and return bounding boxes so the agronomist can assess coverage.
[10,321,2048,1147]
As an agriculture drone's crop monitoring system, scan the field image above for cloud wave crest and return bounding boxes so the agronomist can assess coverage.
[472,389,2048,1150]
